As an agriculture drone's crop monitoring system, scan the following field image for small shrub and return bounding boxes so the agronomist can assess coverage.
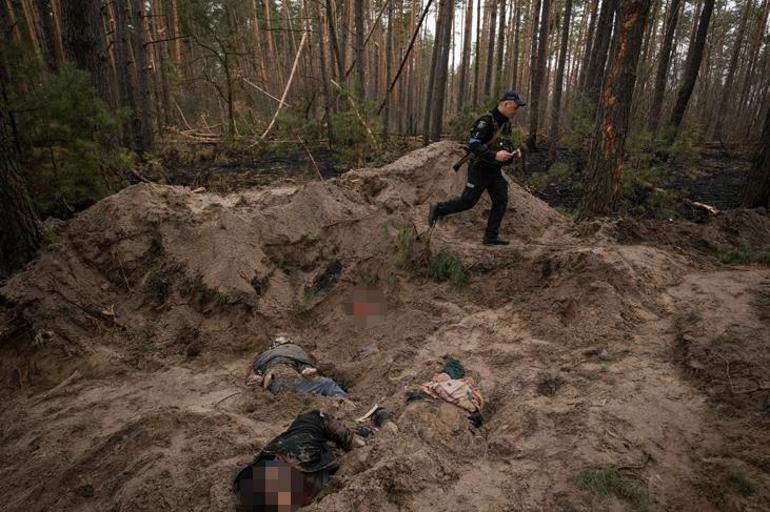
[718,244,770,266]
[12,63,129,218]
[548,162,575,180]
[576,467,650,511]
[725,470,755,497]
[395,225,417,269]
[710,334,744,346]
[427,250,467,286]
[447,106,479,141]
[561,95,595,156]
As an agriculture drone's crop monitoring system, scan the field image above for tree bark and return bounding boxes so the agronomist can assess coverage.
[483,0,498,99]
[648,0,681,134]
[422,0,452,143]
[527,0,541,101]
[667,0,714,139]
[494,0,506,95]
[578,0,599,89]
[0,65,42,278]
[472,0,481,104]
[584,0,617,105]
[511,1,521,89]
[354,0,365,98]
[581,0,652,216]
[130,0,154,150]
[526,0,550,150]
[549,0,572,139]
[742,107,770,207]
[60,0,113,107]
[384,0,394,136]
[314,0,335,144]
[34,0,59,72]
[707,0,745,138]
[457,0,473,109]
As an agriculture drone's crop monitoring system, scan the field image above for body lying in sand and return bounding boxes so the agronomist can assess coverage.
[234,409,391,511]
[249,339,349,399]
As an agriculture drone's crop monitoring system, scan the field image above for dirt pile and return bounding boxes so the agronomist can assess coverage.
[1,142,769,512]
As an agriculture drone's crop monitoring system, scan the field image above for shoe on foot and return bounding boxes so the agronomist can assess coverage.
[428,203,440,226]
[482,237,509,246]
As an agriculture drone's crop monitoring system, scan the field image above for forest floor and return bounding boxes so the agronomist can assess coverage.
[1,142,769,511]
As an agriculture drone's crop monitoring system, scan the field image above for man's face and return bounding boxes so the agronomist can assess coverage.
[500,100,519,118]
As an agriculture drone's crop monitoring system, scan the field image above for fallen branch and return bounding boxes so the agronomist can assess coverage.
[256,29,309,144]
[242,77,291,107]
[298,136,324,181]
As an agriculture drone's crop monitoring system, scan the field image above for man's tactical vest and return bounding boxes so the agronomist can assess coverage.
[471,111,514,168]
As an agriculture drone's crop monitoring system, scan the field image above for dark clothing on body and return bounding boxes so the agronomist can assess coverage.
[234,410,354,505]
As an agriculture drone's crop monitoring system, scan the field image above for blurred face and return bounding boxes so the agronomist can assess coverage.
[499,100,519,118]
[238,462,305,512]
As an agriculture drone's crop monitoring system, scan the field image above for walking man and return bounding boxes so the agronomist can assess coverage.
[428,91,526,245]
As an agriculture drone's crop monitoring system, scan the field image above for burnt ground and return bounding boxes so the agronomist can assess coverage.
[510,142,757,215]
[152,138,756,218]
[158,137,423,193]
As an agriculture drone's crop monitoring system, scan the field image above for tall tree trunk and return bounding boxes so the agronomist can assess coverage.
[648,0,681,134]
[712,0,751,139]
[584,0,617,105]
[354,0,365,98]
[511,1,521,89]
[113,0,137,148]
[34,0,59,72]
[581,0,652,216]
[422,0,452,143]
[483,0,498,99]
[457,0,473,109]
[526,0,550,150]
[384,0,394,136]
[326,0,345,80]
[578,0,599,89]
[667,0,714,139]
[131,0,154,151]
[527,0,541,101]
[251,0,267,86]
[742,107,770,207]
[430,0,453,140]
[737,0,768,137]
[170,0,181,65]
[494,0,506,95]
[550,0,572,139]
[472,0,481,104]
[314,0,335,144]
[0,65,42,277]
[60,0,113,108]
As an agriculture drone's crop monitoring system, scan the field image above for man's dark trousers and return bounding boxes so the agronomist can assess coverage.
[435,163,508,240]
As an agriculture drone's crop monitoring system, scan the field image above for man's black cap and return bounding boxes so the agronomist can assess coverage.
[499,90,527,106]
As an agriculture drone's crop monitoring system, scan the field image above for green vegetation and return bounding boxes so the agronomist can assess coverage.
[9,64,130,218]
[719,244,770,266]
[725,470,756,497]
[396,225,418,269]
[427,250,467,286]
[710,334,745,346]
[576,467,651,511]
[561,95,595,153]
[395,225,467,286]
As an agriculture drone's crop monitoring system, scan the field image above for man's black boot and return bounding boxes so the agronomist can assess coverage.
[428,203,440,227]
[483,237,510,246]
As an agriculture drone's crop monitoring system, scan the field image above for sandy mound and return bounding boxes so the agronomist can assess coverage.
[1,142,769,512]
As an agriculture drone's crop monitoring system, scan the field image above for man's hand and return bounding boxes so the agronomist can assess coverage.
[495,150,514,162]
